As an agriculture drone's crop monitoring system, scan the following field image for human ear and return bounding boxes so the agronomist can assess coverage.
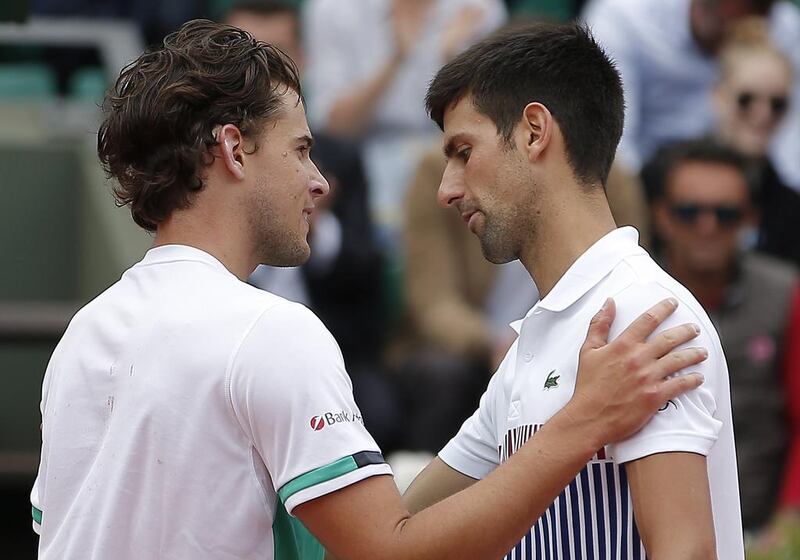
[217,124,245,180]
[520,102,553,163]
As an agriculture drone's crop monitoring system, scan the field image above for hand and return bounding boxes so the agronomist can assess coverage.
[391,0,433,60]
[440,5,485,61]
[565,297,706,449]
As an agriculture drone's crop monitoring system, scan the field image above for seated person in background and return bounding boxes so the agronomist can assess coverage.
[649,138,800,547]
[713,17,800,267]
[396,146,538,452]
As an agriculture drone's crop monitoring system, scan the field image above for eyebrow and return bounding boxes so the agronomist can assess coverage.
[297,134,314,148]
[443,133,467,159]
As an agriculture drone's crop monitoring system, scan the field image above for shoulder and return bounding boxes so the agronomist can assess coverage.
[741,252,799,290]
[583,0,654,29]
[771,1,800,32]
[305,0,375,21]
[243,299,337,351]
[606,263,724,354]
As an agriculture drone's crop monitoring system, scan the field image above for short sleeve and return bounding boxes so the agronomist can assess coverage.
[228,302,391,514]
[606,282,725,463]
[438,344,513,478]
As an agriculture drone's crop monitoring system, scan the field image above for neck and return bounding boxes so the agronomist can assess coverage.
[664,249,731,309]
[154,209,257,281]
[520,187,617,297]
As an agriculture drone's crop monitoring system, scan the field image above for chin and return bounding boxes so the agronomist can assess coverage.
[261,242,311,268]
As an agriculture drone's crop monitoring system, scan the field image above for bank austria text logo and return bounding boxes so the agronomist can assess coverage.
[309,410,364,431]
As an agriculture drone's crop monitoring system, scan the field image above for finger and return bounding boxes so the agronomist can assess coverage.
[617,298,678,343]
[651,347,709,379]
[656,372,705,403]
[581,298,616,351]
[642,323,701,359]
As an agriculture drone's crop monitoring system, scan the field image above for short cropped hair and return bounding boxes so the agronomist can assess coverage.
[644,138,755,202]
[98,19,301,232]
[426,22,625,186]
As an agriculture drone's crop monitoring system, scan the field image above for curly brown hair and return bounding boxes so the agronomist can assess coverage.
[97,19,302,231]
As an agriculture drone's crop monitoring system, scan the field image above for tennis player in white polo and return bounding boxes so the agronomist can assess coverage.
[405,22,744,559]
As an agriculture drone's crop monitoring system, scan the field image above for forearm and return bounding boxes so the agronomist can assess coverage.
[324,53,403,137]
[418,301,493,357]
[384,411,599,559]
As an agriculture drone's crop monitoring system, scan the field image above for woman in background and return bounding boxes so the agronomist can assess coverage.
[713,18,800,267]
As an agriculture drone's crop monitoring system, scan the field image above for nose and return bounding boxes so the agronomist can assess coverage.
[309,162,330,199]
[695,211,719,235]
[437,163,463,208]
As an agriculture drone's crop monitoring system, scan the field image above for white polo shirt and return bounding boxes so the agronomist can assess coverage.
[31,245,391,560]
[439,227,744,559]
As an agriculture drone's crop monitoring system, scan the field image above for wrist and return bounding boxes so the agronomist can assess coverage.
[547,401,604,460]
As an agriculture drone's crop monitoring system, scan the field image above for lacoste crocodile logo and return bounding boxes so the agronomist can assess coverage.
[543,370,559,390]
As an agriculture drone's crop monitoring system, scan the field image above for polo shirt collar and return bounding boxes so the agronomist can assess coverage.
[138,244,234,276]
[510,227,646,333]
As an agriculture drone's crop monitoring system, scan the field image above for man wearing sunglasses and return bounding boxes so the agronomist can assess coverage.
[651,138,800,543]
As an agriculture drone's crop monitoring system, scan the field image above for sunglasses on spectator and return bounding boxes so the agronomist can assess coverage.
[669,203,745,227]
[736,91,789,118]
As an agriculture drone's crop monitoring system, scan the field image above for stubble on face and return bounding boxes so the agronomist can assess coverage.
[247,173,311,268]
[474,147,538,265]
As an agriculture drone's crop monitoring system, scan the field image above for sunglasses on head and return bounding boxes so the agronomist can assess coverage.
[669,203,745,227]
[736,91,789,117]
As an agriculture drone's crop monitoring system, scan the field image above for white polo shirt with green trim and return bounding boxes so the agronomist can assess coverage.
[31,245,391,559]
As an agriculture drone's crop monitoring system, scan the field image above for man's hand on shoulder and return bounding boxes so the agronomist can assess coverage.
[560,297,707,449]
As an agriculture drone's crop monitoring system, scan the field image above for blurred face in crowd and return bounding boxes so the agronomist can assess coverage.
[437,96,540,264]
[714,49,791,158]
[226,9,303,70]
[691,0,774,52]
[654,160,754,275]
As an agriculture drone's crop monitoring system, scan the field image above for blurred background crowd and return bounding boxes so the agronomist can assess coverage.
[1,0,799,557]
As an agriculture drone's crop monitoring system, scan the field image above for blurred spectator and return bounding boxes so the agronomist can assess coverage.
[583,0,800,192]
[303,0,506,247]
[503,0,576,20]
[713,18,800,266]
[31,0,201,45]
[28,0,202,94]
[250,134,402,451]
[394,147,537,452]
[649,139,800,537]
[224,0,303,70]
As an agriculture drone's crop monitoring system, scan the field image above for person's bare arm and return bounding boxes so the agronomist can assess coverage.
[626,452,717,559]
[403,457,477,513]
[299,298,707,559]
[324,53,404,137]
[323,0,427,137]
